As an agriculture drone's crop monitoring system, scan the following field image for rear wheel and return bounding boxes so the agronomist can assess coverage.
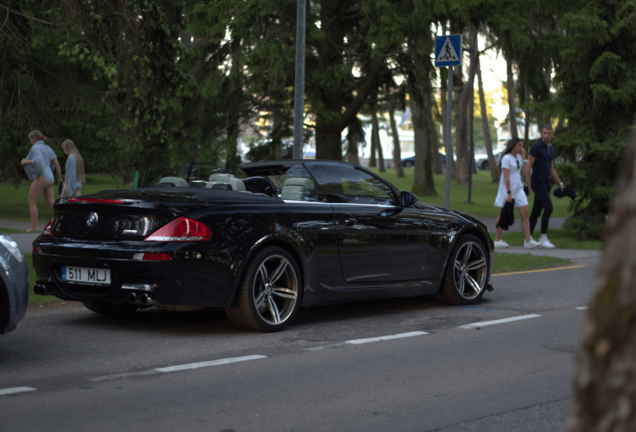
[436,235,488,305]
[82,300,139,316]
[225,247,301,332]
[403,161,414,168]
[481,161,489,170]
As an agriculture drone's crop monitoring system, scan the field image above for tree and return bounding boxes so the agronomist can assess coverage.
[550,0,636,239]
[567,122,636,431]
[476,54,498,182]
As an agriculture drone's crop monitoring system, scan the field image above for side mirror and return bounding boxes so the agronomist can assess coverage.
[400,191,419,207]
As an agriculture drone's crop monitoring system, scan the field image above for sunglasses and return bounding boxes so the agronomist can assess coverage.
[516,159,520,169]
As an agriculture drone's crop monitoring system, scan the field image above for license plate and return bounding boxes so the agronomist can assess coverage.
[61,266,111,286]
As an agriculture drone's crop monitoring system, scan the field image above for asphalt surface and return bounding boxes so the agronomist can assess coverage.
[1,252,598,431]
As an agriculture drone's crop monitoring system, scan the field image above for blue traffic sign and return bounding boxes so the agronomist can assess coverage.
[435,35,462,67]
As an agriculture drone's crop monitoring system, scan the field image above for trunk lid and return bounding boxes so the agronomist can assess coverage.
[50,189,211,241]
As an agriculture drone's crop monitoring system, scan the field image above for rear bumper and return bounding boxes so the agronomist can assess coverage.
[32,237,244,308]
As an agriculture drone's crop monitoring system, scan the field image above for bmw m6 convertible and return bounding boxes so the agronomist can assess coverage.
[32,159,493,332]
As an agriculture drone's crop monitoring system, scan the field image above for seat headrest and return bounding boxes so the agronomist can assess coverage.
[207,173,245,191]
[158,176,189,187]
[283,177,314,189]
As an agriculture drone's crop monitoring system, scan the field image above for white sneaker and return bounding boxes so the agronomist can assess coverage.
[523,239,541,249]
[494,240,509,248]
[539,235,556,249]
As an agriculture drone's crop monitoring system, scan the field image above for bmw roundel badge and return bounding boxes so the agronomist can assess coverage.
[87,212,99,227]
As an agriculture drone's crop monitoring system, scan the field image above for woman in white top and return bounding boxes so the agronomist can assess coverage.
[20,130,63,232]
[494,138,541,248]
[60,140,86,197]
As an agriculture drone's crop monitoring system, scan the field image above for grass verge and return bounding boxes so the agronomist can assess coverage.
[1,228,27,234]
[368,166,572,219]
[493,252,570,274]
[0,174,123,222]
[490,228,602,250]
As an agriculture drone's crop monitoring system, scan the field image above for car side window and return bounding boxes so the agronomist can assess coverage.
[306,164,397,206]
[275,165,323,202]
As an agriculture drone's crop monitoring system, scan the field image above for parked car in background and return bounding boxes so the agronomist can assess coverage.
[1,232,29,335]
[32,160,493,332]
[401,153,446,168]
[475,151,503,171]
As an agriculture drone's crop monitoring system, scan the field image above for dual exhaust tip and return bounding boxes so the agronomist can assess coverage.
[127,292,156,306]
[34,283,157,306]
[34,284,48,296]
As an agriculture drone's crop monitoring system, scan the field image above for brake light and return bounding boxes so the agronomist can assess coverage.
[67,198,124,204]
[132,253,172,261]
[42,219,52,236]
[144,217,211,242]
[34,245,40,253]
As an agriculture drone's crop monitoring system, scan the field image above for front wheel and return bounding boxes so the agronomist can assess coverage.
[481,161,489,170]
[436,235,489,305]
[225,247,302,332]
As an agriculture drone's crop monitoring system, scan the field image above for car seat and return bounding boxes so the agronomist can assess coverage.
[206,173,246,191]
[280,177,315,201]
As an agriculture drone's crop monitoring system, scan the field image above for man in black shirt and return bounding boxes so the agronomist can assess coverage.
[528,125,564,248]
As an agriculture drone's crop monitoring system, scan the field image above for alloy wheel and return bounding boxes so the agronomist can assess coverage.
[452,241,487,300]
[252,255,299,325]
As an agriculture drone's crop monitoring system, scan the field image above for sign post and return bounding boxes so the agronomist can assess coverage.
[435,34,462,209]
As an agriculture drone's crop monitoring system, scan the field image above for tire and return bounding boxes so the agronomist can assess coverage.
[403,161,414,168]
[82,300,139,316]
[481,161,489,170]
[436,235,489,305]
[225,247,302,332]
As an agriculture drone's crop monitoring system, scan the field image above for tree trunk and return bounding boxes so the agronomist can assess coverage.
[506,55,519,139]
[388,97,404,177]
[454,27,478,184]
[567,126,636,432]
[315,126,343,161]
[410,90,436,197]
[477,55,498,182]
[524,83,530,141]
[346,120,360,165]
[371,106,385,172]
[427,96,443,175]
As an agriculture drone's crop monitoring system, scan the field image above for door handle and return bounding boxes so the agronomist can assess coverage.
[339,217,357,225]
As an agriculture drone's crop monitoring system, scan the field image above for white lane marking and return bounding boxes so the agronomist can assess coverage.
[459,314,542,329]
[0,387,36,396]
[88,370,158,382]
[156,355,267,373]
[576,307,588,310]
[304,331,429,351]
[345,331,429,345]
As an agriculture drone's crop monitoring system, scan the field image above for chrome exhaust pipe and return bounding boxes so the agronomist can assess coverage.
[128,292,140,304]
[140,293,156,306]
[34,284,47,295]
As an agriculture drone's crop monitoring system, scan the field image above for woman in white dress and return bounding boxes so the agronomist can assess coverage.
[494,138,541,248]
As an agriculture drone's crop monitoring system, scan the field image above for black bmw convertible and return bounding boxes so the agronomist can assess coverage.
[32,159,494,332]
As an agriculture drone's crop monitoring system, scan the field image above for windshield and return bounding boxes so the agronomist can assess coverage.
[140,162,245,188]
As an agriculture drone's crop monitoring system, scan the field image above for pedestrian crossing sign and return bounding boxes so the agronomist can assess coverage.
[435,35,462,67]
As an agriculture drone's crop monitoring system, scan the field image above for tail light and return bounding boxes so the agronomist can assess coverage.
[67,198,124,204]
[132,253,172,261]
[144,217,211,242]
[42,219,52,236]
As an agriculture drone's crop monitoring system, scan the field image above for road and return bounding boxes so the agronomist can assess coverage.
[0,254,598,431]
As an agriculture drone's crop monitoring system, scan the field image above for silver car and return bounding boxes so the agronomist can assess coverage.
[475,150,503,170]
[0,232,29,334]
